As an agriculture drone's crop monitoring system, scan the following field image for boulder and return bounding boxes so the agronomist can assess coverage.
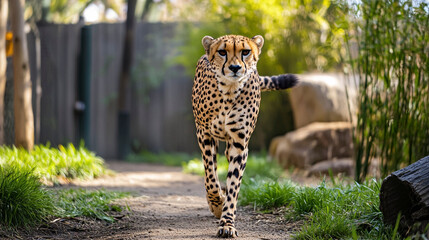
[290,73,357,129]
[269,122,353,169]
[307,159,354,177]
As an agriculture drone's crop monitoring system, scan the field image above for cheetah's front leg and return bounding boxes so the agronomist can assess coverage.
[216,144,248,238]
[199,134,225,219]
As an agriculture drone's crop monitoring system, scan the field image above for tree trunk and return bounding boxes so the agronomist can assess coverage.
[9,0,34,150]
[379,155,429,236]
[117,0,136,158]
[0,0,7,145]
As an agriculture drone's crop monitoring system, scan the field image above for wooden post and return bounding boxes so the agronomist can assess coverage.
[9,0,34,150]
[0,0,7,145]
[117,0,136,158]
[379,156,429,236]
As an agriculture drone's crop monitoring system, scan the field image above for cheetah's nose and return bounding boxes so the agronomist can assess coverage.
[228,65,242,74]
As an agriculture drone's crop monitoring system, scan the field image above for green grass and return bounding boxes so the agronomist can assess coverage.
[238,177,403,239]
[53,189,130,222]
[182,154,283,183]
[0,143,108,183]
[127,150,197,166]
[239,178,295,211]
[0,164,54,228]
[0,144,124,229]
[292,185,328,215]
[182,158,207,176]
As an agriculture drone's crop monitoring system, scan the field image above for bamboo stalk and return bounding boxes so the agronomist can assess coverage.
[346,0,429,181]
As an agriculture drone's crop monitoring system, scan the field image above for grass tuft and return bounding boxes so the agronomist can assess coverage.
[294,210,351,240]
[0,164,54,228]
[238,176,401,239]
[53,189,130,222]
[293,185,327,215]
[240,178,295,210]
[0,143,108,183]
[0,144,122,229]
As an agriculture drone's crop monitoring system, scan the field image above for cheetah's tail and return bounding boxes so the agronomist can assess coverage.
[259,74,299,92]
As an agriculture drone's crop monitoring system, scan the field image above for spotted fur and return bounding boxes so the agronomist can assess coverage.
[192,35,298,238]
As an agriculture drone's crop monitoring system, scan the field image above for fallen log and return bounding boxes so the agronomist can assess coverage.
[379,155,429,236]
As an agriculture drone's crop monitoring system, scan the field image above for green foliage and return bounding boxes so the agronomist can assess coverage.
[240,178,295,210]
[175,0,350,75]
[25,0,123,23]
[0,144,123,229]
[0,144,108,183]
[292,181,382,239]
[238,177,402,239]
[127,150,197,166]
[53,189,129,222]
[0,164,54,228]
[293,185,327,215]
[182,158,211,176]
[344,0,429,181]
[182,154,283,183]
[183,155,229,180]
[295,211,350,240]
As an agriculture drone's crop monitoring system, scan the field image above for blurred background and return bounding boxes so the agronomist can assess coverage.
[2,0,428,181]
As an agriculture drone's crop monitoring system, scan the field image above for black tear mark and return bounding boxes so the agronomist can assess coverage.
[221,52,228,76]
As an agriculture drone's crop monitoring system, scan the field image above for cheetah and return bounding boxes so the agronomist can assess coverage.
[192,34,298,238]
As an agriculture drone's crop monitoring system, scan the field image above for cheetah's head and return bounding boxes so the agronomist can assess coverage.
[202,35,264,84]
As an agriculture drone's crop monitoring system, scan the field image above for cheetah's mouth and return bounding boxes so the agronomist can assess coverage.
[225,75,246,85]
[230,71,244,79]
[218,71,246,84]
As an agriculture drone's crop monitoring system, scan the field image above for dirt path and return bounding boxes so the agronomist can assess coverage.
[9,161,298,240]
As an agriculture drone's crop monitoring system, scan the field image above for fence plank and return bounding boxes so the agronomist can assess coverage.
[89,23,124,158]
[38,24,80,146]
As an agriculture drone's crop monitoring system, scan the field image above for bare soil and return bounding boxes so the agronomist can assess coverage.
[2,161,302,240]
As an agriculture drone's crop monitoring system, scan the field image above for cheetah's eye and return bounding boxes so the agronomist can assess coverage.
[242,50,251,56]
[218,50,227,56]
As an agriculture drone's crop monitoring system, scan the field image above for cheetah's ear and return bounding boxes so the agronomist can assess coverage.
[251,35,264,54]
[202,36,214,55]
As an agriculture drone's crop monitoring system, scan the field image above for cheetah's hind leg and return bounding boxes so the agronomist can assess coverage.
[206,188,225,219]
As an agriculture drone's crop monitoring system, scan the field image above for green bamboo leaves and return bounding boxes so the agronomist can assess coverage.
[345,0,429,182]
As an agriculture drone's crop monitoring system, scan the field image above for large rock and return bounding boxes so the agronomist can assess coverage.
[269,122,353,169]
[290,73,357,129]
[308,159,354,177]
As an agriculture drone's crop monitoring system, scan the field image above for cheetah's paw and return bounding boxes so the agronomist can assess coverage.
[216,225,238,238]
